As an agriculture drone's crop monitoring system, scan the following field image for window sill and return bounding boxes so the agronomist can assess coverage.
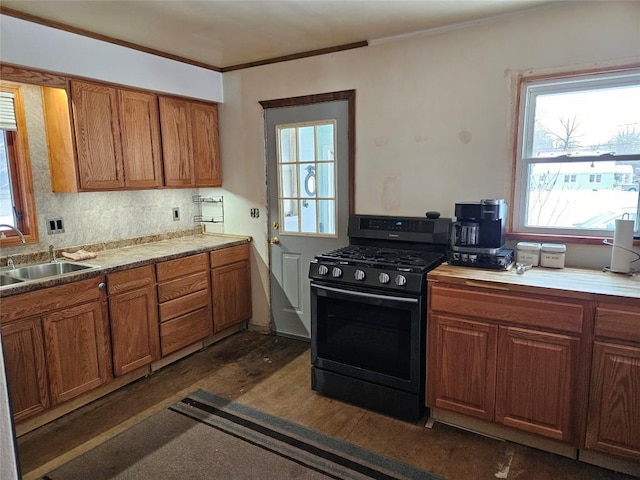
[506,232,640,246]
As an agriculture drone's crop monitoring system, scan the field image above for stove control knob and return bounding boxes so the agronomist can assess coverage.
[318,265,329,276]
[354,269,366,281]
[332,267,343,278]
[395,275,407,286]
[378,272,390,284]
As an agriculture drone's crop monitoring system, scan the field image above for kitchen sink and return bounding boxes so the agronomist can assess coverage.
[0,275,24,286]
[1,261,99,283]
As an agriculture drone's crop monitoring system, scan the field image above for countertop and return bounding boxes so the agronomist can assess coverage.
[0,233,251,298]
[428,263,640,300]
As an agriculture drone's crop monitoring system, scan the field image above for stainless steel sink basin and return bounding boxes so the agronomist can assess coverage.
[1,261,99,283]
[0,275,24,286]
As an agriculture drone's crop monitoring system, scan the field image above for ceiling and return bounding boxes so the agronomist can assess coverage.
[1,0,557,71]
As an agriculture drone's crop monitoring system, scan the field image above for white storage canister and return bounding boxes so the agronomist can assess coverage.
[516,242,541,266]
[540,243,566,269]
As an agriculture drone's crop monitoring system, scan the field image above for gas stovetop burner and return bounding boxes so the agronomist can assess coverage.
[316,245,445,271]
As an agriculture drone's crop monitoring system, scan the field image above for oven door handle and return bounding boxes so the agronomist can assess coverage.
[311,282,419,304]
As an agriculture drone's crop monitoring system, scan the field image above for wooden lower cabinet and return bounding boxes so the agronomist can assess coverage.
[156,253,212,356]
[427,282,588,445]
[496,327,580,442]
[585,300,640,459]
[210,244,252,333]
[1,317,49,421]
[108,265,160,376]
[0,276,111,420]
[43,301,112,405]
[428,315,497,421]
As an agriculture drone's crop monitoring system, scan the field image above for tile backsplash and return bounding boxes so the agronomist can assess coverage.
[1,82,200,256]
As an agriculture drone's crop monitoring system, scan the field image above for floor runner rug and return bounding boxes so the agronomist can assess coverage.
[44,389,442,480]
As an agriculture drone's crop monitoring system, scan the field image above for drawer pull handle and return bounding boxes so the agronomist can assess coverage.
[464,280,510,291]
[98,282,106,290]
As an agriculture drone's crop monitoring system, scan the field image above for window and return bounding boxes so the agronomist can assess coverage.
[276,121,337,236]
[513,68,640,237]
[0,85,38,246]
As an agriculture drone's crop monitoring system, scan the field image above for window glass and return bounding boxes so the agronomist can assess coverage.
[0,131,15,225]
[515,69,640,236]
[277,120,337,237]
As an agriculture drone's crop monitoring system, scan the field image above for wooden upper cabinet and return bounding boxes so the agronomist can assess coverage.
[159,96,221,187]
[192,102,222,187]
[118,89,163,188]
[71,80,125,190]
[159,96,194,187]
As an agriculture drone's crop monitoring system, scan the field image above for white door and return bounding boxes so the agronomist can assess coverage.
[264,94,352,339]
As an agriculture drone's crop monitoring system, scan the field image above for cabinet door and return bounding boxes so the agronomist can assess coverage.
[191,101,221,187]
[119,89,163,188]
[158,96,194,187]
[1,317,49,422]
[211,260,252,333]
[71,80,124,190]
[586,341,640,458]
[43,301,112,405]
[427,314,497,420]
[496,327,579,443]
[109,285,160,376]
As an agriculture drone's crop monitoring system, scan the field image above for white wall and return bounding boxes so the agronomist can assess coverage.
[210,1,640,329]
[0,14,223,102]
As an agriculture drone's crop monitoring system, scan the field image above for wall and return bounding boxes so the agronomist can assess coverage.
[0,15,223,102]
[205,1,640,330]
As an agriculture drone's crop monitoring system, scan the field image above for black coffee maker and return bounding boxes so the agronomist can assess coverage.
[449,198,514,269]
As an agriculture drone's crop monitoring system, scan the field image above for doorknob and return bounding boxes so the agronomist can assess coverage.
[270,237,280,245]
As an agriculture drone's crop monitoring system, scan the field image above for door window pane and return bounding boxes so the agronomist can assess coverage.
[276,120,337,237]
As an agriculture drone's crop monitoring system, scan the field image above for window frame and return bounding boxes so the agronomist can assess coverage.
[512,66,640,241]
[0,84,39,247]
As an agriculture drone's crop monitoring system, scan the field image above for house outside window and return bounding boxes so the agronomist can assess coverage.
[513,67,640,236]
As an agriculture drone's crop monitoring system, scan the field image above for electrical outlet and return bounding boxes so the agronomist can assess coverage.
[47,217,65,234]
[172,207,180,221]
[250,208,260,218]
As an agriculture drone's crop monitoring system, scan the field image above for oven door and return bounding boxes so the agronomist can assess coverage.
[310,281,424,393]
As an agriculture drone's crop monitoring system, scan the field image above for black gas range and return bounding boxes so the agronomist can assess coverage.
[309,214,451,422]
[309,215,451,294]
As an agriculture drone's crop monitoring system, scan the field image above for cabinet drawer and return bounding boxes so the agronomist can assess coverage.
[1,276,106,324]
[160,307,212,355]
[210,244,249,268]
[156,253,208,282]
[429,284,585,334]
[157,271,209,303]
[107,265,155,295]
[595,301,640,343]
[159,288,210,322]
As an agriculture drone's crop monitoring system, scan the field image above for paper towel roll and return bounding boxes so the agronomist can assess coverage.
[610,219,635,273]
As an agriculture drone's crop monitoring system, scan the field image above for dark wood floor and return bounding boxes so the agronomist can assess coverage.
[17,331,636,480]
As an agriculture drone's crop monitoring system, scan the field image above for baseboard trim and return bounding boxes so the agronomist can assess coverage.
[579,449,640,477]
[429,408,578,459]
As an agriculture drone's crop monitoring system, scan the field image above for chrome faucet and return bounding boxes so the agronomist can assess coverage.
[0,224,26,244]
[7,255,16,269]
[49,244,57,263]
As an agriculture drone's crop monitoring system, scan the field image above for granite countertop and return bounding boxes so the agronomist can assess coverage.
[428,263,640,300]
[0,233,251,298]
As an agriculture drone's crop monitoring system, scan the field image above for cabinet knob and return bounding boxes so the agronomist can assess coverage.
[98,282,106,290]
